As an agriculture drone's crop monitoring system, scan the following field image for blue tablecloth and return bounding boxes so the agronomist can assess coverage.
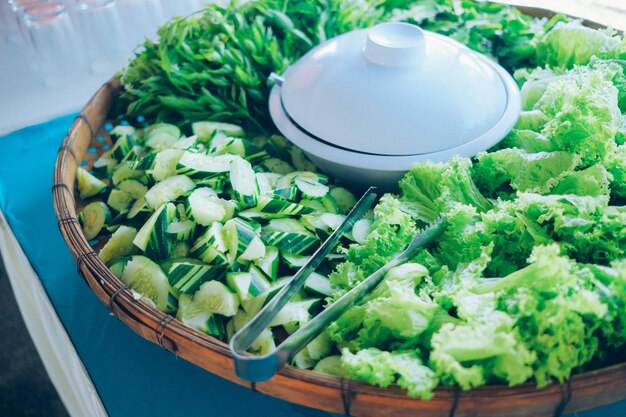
[0,115,624,417]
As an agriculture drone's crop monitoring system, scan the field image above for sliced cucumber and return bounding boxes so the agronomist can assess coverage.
[300,199,326,213]
[226,272,252,301]
[248,265,272,297]
[351,218,372,244]
[240,276,291,315]
[191,221,227,258]
[185,187,226,226]
[146,133,178,151]
[111,161,147,185]
[304,272,333,297]
[127,196,150,219]
[263,157,295,175]
[117,179,148,199]
[261,230,319,256]
[223,218,259,261]
[107,189,133,213]
[176,203,188,221]
[210,138,246,157]
[206,221,227,252]
[301,213,346,234]
[176,294,225,337]
[110,134,137,162]
[120,255,170,312]
[239,196,314,219]
[255,246,279,281]
[239,236,266,261]
[174,135,199,150]
[144,175,196,209]
[79,201,111,240]
[255,173,273,196]
[232,308,253,332]
[191,242,228,266]
[225,317,236,340]
[283,321,301,335]
[170,241,190,258]
[193,280,239,317]
[99,225,138,265]
[264,218,309,234]
[166,220,195,242]
[208,132,233,149]
[249,328,275,355]
[230,157,259,206]
[193,121,244,142]
[290,147,317,172]
[292,348,315,369]
[295,176,329,198]
[152,148,184,181]
[278,171,326,189]
[110,125,136,138]
[329,187,357,214]
[144,123,180,140]
[176,151,233,179]
[269,299,319,327]
[145,123,180,151]
[281,252,309,269]
[108,257,129,279]
[106,212,127,233]
[220,199,238,221]
[313,355,346,377]
[92,156,117,177]
[167,291,180,319]
[160,256,195,273]
[319,194,339,214]
[168,261,226,294]
[76,167,107,198]
[133,152,157,170]
[273,187,298,201]
[133,202,178,260]
[304,330,332,360]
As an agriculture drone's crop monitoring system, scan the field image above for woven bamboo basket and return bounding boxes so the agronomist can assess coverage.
[53,5,626,417]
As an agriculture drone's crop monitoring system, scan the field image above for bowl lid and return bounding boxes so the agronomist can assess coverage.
[272,22,520,156]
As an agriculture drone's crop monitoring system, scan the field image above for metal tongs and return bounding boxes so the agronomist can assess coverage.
[230,187,446,382]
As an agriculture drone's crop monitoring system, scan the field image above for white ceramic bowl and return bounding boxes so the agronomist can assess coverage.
[268,22,521,190]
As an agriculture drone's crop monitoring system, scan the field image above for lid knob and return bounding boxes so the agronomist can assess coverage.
[363,22,424,67]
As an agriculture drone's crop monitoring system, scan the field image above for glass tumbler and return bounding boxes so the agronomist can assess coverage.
[5,0,40,46]
[21,1,82,86]
[69,0,127,74]
[1,0,21,43]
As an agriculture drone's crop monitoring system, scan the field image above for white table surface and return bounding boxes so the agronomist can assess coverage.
[0,42,117,136]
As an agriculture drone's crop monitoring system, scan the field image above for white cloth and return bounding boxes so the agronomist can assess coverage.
[0,210,108,417]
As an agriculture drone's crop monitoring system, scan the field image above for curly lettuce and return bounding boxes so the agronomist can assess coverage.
[537,20,626,69]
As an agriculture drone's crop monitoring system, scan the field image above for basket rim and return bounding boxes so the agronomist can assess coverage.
[52,5,626,416]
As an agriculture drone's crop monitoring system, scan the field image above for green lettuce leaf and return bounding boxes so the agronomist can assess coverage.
[537,20,626,69]
[399,156,491,222]
[536,63,622,165]
[341,348,439,399]
[474,149,580,197]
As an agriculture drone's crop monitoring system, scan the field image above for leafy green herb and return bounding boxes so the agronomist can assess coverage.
[118,0,385,131]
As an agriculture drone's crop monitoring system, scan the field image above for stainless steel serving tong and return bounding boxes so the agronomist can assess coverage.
[230,186,446,382]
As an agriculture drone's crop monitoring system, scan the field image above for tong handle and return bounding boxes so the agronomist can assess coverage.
[230,187,378,381]
[277,218,447,363]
